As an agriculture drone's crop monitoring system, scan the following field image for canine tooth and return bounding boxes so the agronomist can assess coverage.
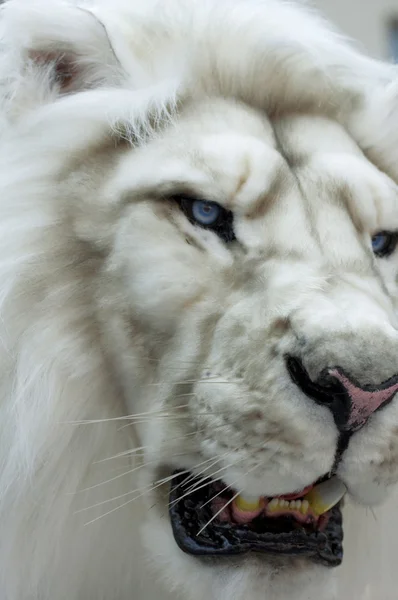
[290,501,296,509]
[304,477,347,516]
[235,494,262,512]
[296,500,302,509]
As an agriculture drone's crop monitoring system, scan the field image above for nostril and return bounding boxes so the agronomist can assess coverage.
[285,356,337,407]
[285,355,398,433]
[286,356,353,430]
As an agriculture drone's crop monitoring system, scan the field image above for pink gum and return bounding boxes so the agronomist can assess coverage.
[231,499,266,524]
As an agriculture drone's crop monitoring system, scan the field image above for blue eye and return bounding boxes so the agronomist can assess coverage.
[176,196,235,242]
[371,231,398,257]
[191,200,221,226]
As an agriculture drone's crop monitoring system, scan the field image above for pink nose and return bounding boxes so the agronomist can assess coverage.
[329,369,398,430]
[286,356,398,432]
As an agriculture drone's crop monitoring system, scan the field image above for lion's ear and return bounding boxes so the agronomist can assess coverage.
[0,0,122,125]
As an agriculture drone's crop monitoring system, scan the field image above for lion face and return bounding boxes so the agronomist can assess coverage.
[3,1,398,597]
[59,97,398,575]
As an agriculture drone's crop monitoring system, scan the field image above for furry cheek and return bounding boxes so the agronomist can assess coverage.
[107,202,220,332]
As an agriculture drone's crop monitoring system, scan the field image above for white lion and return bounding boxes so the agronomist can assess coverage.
[1,1,398,599]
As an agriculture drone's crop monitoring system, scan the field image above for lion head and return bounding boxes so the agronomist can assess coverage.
[1,1,398,600]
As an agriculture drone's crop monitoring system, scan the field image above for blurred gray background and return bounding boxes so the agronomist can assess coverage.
[0,0,395,62]
[314,0,398,60]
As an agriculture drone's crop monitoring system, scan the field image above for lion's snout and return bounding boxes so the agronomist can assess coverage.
[286,355,398,433]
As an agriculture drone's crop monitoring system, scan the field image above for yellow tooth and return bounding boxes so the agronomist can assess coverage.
[300,500,309,514]
[235,494,262,512]
[268,498,279,511]
[304,477,347,516]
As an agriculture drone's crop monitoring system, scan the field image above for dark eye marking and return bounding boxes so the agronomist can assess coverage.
[371,231,398,258]
[174,195,235,243]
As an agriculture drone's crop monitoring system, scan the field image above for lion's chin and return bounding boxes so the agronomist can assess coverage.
[168,471,345,568]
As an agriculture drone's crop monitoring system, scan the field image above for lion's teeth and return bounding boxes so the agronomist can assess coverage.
[304,477,347,516]
[263,478,346,517]
[268,498,279,510]
[235,494,262,512]
[301,499,309,514]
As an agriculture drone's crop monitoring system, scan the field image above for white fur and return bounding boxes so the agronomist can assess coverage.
[1,1,398,600]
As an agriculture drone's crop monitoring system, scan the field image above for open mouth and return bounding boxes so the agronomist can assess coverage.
[169,472,346,567]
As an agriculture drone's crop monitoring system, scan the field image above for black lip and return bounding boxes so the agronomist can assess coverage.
[169,471,344,567]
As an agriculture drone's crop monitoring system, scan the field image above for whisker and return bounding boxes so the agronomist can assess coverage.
[172,449,238,493]
[84,471,192,527]
[133,365,203,373]
[64,404,278,427]
[93,446,149,464]
[81,453,237,514]
[196,491,240,537]
[70,461,154,494]
[116,414,197,432]
[181,458,222,489]
[199,459,246,510]
[175,475,213,498]
[196,464,261,536]
[200,479,236,509]
[168,478,214,510]
[146,380,237,386]
[168,473,226,510]
[185,464,230,493]
[63,405,192,425]
[76,470,192,514]
[138,357,207,367]
[160,430,201,444]
[84,493,146,526]
[118,409,271,432]
[94,448,191,463]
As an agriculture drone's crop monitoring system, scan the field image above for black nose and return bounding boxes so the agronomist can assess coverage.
[286,356,398,432]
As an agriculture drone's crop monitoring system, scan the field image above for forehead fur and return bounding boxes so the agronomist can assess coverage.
[65,96,397,236]
[1,0,398,184]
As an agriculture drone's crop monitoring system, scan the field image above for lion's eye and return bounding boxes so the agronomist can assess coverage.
[191,200,221,226]
[176,197,235,242]
[371,231,398,258]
